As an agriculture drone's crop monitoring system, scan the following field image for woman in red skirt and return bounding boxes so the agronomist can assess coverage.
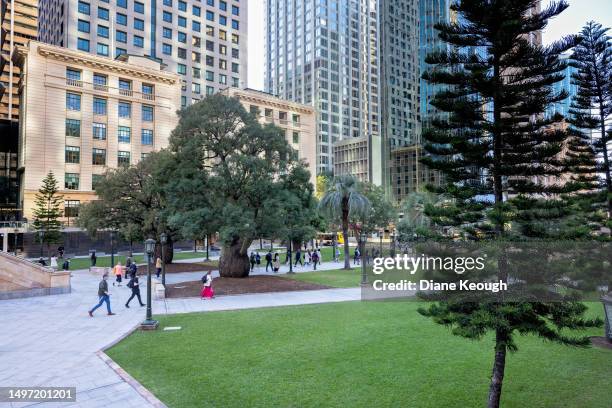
[201,271,215,299]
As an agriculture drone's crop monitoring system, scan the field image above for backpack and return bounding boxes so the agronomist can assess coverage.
[127,279,134,289]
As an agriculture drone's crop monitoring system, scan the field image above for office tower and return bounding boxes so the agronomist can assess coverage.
[38,0,248,107]
[545,54,577,120]
[265,0,381,183]
[15,41,181,223]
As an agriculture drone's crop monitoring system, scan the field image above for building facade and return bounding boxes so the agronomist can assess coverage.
[333,135,369,182]
[15,41,181,223]
[222,87,317,187]
[545,54,577,120]
[390,144,443,203]
[37,0,247,107]
[264,0,381,183]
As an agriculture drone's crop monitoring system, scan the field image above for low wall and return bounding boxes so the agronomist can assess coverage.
[0,251,71,300]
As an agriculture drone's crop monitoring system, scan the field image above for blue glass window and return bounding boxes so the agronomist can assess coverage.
[134,18,144,30]
[219,1,226,11]
[116,30,127,43]
[141,129,154,145]
[115,47,127,57]
[178,1,186,11]
[193,6,200,16]
[98,7,109,20]
[177,64,186,75]
[77,38,90,51]
[93,98,107,115]
[118,101,131,118]
[118,126,131,143]
[134,35,144,47]
[78,1,90,14]
[206,11,214,21]
[219,15,226,26]
[177,32,186,43]
[66,93,81,111]
[96,43,109,56]
[97,25,109,38]
[232,5,239,16]
[78,19,90,33]
[163,11,172,23]
[178,16,186,27]
[142,105,154,121]
[193,21,200,32]
[232,19,239,30]
[116,13,127,25]
[134,1,144,13]
[162,43,172,55]
[163,0,171,5]
[206,0,214,5]
[117,0,127,8]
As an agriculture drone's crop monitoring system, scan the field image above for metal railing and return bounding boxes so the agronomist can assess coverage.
[0,221,27,229]
[66,78,83,87]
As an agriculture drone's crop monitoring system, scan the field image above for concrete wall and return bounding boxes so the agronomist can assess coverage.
[0,251,70,299]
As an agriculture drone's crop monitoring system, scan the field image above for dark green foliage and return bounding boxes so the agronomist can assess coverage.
[418,2,602,407]
[32,171,63,254]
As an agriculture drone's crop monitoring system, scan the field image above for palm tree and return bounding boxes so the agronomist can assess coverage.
[318,175,371,269]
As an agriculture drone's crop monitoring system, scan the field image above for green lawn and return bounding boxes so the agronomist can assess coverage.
[58,251,210,270]
[282,268,361,287]
[107,302,611,408]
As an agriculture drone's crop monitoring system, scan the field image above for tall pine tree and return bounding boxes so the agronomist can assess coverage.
[569,21,612,224]
[420,1,601,407]
[32,171,63,259]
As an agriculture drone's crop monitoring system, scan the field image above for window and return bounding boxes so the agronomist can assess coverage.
[93,74,107,88]
[66,119,81,137]
[232,5,239,15]
[118,151,131,166]
[93,123,106,140]
[219,0,226,11]
[178,32,186,43]
[163,0,171,5]
[219,15,227,26]
[178,48,186,59]
[119,79,131,91]
[65,173,80,190]
[232,19,239,30]
[163,11,172,23]
[117,0,127,8]
[193,21,201,32]
[293,132,299,144]
[219,29,226,40]
[134,18,144,31]
[207,0,214,5]
[66,68,81,81]
[142,105,154,121]
[181,96,186,107]
[66,93,81,111]
[98,7,109,20]
[162,43,172,55]
[163,27,172,38]
[206,55,214,66]
[96,43,109,56]
[232,77,239,87]
[192,51,201,63]
[118,101,131,118]
[219,44,226,55]
[206,25,214,36]
[178,0,186,11]
[206,40,214,51]
[92,175,104,190]
[192,83,200,94]
[118,126,131,143]
[134,35,144,47]
[193,5,200,16]
[93,98,107,115]
[232,48,239,58]
[78,19,90,33]
[142,84,154,95]
[116,13,127,25]
[206,70,214,81]
[177,64,186,75]
[193,36,201,47]
[65,146,80,164]
[97,25,109,38]
[141,153,149,160]
[232,33,239,44]
[219,74,227,85]
[206,86,214,96]
[206,11,214,21]
[92,148,106,165]
[193,67,201,78]
[219,59,227,69]
[77,38,90,52]
[232,62,239,73]
[178,16,186,27]
[134,1,144,13]
[78,1,90,14]
[141,129,153,145]
[115,47,127,58]
[64,200,80,218]
[116,30,127,43]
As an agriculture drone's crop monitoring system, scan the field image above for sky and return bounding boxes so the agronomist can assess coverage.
[247,0,612,91]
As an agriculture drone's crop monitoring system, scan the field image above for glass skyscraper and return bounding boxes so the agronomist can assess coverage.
[265,0,381,181]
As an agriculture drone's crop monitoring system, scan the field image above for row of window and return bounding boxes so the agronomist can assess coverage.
[66,119,153,144]
[65,147,141,167]
[66,93,154,121]
[68,69,154,94]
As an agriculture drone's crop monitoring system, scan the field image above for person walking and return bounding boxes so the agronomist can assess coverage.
[62,258,70,271]
[272,253,281,273]
[155,257,162,278]
[265,251,273,272]
[90,251,97,267]
[316,248,323,264]
[50,255,58,270]
[250,252,256,271]
[305,249,312,266]
[335,247,341,263]
[201,271,214,299]
[88,273,115,316]
[255,252,261,268]
[311,250,319,270]
[113,262,123,286]
[129,262,138,277]
[125,273,145,308]
[125,256,132,278]
[354,248,361,265]
[294,248,303,267]
[58,246,65,258]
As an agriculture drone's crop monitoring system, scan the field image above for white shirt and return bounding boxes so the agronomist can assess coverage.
[204,274,212,287]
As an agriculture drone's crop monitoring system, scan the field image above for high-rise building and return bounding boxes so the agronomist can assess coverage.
[265,0,381,184]
[545,54,577,120]
[15,41,181,224]
[38,0,248,107]
[379,0,420,196]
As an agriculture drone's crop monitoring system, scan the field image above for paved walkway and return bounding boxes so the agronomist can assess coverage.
[0,266,360,407]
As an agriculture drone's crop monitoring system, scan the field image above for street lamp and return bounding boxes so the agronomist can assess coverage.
[38,230,44,259]
[379,232,383,257]
[360,229,368,286]
[160,232,167,286]
[287,239,294,274]
[391,230,396,258]
[110,230,115,268]
[141,238,159,330]
[332,232,337,263]
[13,228,19,256]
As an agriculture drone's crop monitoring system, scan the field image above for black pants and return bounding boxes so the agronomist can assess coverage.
[250,262,256,270]
[266,260,273,271]
[126,290,143,306]
[295,257,303,266]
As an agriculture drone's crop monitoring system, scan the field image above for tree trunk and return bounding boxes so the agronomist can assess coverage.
[342,204,351,270]
[487,330,507,408]
[219,237,251,278]
[154,238,174,264]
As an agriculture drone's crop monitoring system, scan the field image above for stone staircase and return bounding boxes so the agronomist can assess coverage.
[0,252,71,300]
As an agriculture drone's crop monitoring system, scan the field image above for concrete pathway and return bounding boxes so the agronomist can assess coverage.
[0,267,360,407]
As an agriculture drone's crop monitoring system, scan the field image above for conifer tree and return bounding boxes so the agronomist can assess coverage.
[32,171,63,259]
[569,21,612,223]
[419,2,602,407]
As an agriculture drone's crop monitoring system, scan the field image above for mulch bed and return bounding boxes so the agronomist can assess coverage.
[166,275,331,298]
[164,262,217,274]
[590,336,612,350]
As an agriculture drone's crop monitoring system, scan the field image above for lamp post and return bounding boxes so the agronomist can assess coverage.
[379,232,383,257]
[38,230,44,259]
[13,228,18,256]
[160,232,167,286]
[141,238,159,330]
[287,239,294,274]
[360,229,368,286]
[110,230,115,268]
[391,230,396,258]
[205,234,210,261]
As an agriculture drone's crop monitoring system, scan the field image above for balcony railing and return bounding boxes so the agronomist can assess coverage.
[59,75,157,102]
[119,88,133,97]
[66,78,83,87]
[142,93,155,101]
[93,84,108,92]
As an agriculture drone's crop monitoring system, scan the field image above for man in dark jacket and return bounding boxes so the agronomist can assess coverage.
[88,273,115,316]
[294,249,303,267]
[265,251,273,272]
[125,274,145,308]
